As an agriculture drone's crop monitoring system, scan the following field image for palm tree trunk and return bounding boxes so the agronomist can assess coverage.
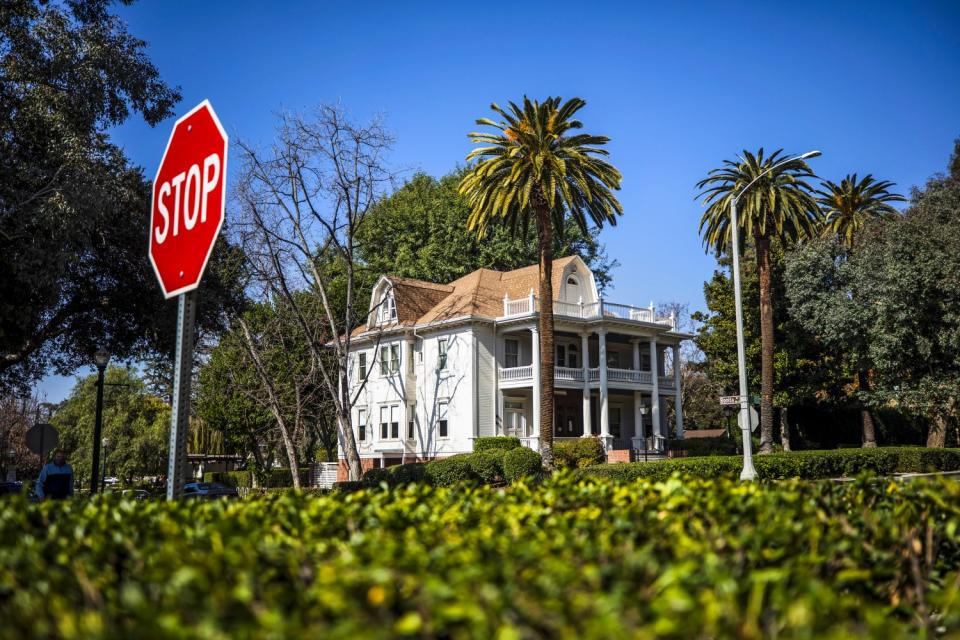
[927,413,947,448]
[779,406,791,452]
[535,203,555,470]
[856,368,877,448]
[755,236,775,454]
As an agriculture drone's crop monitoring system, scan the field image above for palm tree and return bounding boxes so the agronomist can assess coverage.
[816,173,905,447]
[697,149,820,454]
[817,174,905,248]
[459,97,623,469]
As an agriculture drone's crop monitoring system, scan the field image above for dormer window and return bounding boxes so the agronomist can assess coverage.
[380,290,397,323]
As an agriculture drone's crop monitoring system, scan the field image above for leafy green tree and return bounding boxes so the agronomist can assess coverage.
[694,247,846,447]
[460,97,623,468]
[53,367,169,487]
[0,1,244,390]
[696,149,821,453]
[816,174,905,249]
[357,170,617,293]
[788,174,904,447]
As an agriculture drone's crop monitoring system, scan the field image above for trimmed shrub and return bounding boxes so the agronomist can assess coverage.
[575,447,960,482]
[2,475,959,637]
[670,436,738,457]
[474,436,521,453]
[204,470,252,488]
[361,467,393,487]
[263,468,311,488]
[503,447,542,482]
[467,449,506,484]
[554,437,606,469]
[425,455,477,486]
[390,463,427,486]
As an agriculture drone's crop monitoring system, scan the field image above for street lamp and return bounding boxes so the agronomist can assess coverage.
[728,150,820,481]
[90,347,110,494]
[101,437,110,491]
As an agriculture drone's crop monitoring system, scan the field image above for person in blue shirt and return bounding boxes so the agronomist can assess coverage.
[35,450,74,500]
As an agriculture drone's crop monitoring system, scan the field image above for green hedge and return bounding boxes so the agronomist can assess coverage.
[473,436,521,453]
[575,446,960,483]
[425,455,477,487]
[2,474,959,637]
[502,447,542,483]
[554,437,605,469]
[669,436,738,457]
[204,468,311,489]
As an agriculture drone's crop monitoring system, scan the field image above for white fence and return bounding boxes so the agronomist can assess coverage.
[501,296,674,328]
[313,462,339,489]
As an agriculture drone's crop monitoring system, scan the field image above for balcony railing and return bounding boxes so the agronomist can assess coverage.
[501,295,674,328]
[499,365,663,386]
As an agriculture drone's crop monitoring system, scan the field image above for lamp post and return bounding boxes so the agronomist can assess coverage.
[100,437,110,492]
[90,347,109,494]
[728,150,820,481]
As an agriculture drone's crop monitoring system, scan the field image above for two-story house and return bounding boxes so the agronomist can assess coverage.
[339,256,692,478]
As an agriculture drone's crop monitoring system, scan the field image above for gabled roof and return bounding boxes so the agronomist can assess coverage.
[353,256,582,337]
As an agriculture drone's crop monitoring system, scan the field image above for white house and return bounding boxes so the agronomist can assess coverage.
[338,256,692,478]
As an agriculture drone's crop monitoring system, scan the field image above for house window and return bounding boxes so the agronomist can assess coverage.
[568,343,579,368]
[407,406,415,439]
[505,339,519,368]
[438,338,448,370]
[380,344,400,375]
[607,350,621,369]
[556,344,566,368]
[438,401,449,438]
[380,291,397,323]
[358,408,367,442]
[641,351,651,371]
[610,407,622,438]
[358,353,367,381]
[380,405,399,439]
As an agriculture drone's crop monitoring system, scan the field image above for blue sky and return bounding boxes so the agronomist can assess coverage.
[41,0,960,401]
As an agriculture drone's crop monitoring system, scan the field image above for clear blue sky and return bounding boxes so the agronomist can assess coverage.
[41,0,960,401]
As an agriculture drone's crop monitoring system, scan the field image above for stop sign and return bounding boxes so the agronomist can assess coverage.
[149,100,228,298]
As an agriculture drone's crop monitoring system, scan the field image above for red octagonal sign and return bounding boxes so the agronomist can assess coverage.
[149,100,228,298]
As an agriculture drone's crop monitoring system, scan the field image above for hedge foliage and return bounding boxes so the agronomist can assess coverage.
[553,436,606,469]
[576,446,960,483]
[2,474,959,638]
[502,447,542,482]
[669,435,738,457]
[473,436,521,453]
[205,468,311,489]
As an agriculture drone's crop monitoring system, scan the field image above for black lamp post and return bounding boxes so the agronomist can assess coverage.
[100,437,110,491]
[90,347,109,494]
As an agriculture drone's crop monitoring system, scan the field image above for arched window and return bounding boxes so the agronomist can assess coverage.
[565,274,582,302]
[380,291,397,323]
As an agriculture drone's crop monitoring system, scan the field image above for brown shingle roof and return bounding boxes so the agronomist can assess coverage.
[354,256,583,336]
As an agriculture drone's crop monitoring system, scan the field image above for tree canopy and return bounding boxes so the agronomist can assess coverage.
[0,0,243,391]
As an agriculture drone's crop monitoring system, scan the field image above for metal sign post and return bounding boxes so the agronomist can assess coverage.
[166,290,197,500]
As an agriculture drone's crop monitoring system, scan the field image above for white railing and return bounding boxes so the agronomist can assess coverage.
[503,297,534,316]
[555,366,584,382]
[499,365,532,382]
[500,295,673,328]
[658,376,675,389]
[607,368,653,384]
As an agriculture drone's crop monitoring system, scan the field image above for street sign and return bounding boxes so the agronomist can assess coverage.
[719,395,742,406]
[25,423,58,459]
[151,100,228,500]
[738,406,760,433]
[149,99,228,299]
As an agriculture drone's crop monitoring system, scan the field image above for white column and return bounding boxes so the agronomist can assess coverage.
[598,329,610,447]
[530,326,540,449]
[649,337,661,446]
[632,390,645,449]
[581,332,591,437]
[673,345,684,438]
[632,339,640,371]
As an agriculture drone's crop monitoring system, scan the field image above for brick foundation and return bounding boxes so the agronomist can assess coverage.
[336,456,443,482]
[606,449,632,464]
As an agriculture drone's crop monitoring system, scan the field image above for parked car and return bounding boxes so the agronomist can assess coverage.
[121,489,152,501]
[0,481,24,496]
[182,482,238,500]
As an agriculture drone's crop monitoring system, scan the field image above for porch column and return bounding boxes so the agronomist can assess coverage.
[673,345,684,438]
[530,326,540,449]
[632,390,645,449]
[632,339,640,371]
[649,337,661,446]
[581,332,591,437]
[598,329,610,448]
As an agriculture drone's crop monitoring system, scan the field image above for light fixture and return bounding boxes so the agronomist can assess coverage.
[94,347,110,370]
